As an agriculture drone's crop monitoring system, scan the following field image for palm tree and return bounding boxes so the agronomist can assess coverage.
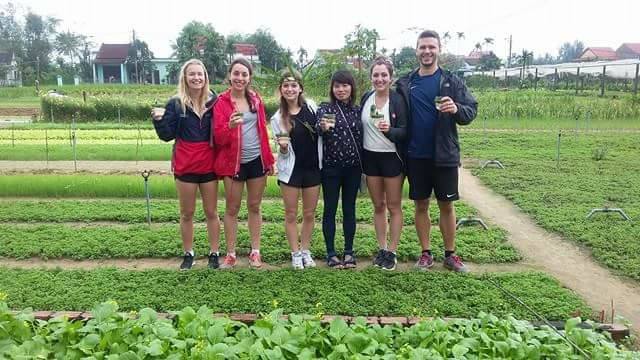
[483,37,494,53]
[55,31,83,71]
[442,31,451,48]
[297,46,308,70]
[456,32,465,55]
[474,42,482,52]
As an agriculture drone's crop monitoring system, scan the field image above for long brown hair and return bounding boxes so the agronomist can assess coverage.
[278,69,306,133]
[227,57,256,113]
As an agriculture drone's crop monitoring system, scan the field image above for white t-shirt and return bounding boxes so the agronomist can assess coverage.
[362,94,396,152]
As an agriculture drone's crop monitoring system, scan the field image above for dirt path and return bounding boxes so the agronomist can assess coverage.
[460,167,640,327]
[0,160,170,174]
[0,257,534,273]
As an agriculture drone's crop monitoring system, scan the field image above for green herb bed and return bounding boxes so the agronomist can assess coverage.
[0,223,517,264]
[462,131,640,280]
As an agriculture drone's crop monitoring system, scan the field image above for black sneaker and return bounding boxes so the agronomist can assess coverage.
[208,253,220,269]
[380,251,397,271]
[373,249,386,267]
[179,253,195,270]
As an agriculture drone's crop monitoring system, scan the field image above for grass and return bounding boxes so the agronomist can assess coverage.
[0,223,517,264]
[0,144,171,161]
[0,122,154,130]
[0,268,589,320]
[0,97,40,108]
[465,116,640,131]
[0,174,419,198]
[0,128,158,140]
[461,131,640,280]
[0,198,482,226]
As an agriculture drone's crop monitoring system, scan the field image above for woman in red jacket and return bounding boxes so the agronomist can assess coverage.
[151,59,220,270]
[213,58,275,269]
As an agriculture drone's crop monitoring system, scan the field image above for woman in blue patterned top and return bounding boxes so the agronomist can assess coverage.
[317,70,362,269]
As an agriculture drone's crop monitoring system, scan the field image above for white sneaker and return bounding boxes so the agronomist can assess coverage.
[291,252,304,270]
[301,250,316,268]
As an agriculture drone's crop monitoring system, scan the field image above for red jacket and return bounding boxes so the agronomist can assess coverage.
[212,89,275,177]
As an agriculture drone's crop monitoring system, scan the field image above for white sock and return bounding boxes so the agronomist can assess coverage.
[227,252,236,258]
[185,250,194,256]
[301,249,311,255]
[251,249,260,255]
[210,251,219,256]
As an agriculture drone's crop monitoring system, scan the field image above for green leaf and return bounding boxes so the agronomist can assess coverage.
[346,333,370,353]
[451,344,469,357]
[207,325,225,344]
[145,339,164,356]
[329,318,349,341]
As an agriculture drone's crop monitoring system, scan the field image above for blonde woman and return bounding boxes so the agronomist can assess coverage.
[271,70,320,269]
[151,59,220,270]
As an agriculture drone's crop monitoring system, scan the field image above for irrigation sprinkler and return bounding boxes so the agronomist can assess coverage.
[456,216,489,230]
[586,207,631,221]
[72,112,78,172]
[141,170,152,227]
[481,160,505,169]
[556,131,562,169]
[45,128,49,166]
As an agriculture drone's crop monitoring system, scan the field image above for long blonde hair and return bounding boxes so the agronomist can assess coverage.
[177,59,210,115]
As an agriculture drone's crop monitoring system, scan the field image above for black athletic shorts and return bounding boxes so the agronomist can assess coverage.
[279,167,321,188]
[175,173,217,183]
[232,156,267,181]
[362,149,403,177]
[407,158,459,201]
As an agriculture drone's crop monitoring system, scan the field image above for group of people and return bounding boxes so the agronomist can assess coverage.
[151,30,478,272]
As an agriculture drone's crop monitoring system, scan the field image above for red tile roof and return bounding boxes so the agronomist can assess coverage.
[618,43,640,54]
[94,44,131,64]
[580,47,617,60]
[233,43,258,56]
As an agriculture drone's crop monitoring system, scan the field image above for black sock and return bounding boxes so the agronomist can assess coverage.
[422,249,432,256]
[445,250,455,258]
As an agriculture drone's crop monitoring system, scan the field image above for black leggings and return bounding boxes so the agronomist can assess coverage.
[321,165,361,258]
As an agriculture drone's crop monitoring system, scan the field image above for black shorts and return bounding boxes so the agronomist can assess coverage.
[407,158,459,201]
[175,172,217,183]
[232,156,267,181]
[279,167,321,188]
[362,149,403,177]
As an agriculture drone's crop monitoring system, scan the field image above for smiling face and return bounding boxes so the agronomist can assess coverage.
[332,82,352,102]
[280,79,302,102]
[185,64,205,91]
[229,63,251,92]
[416,36,440,69]
[371,64,391,92]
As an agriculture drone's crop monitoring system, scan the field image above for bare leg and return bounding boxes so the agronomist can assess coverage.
[414,199,431,251]
[300,185,320,251]
[384,175,404,252]
[280,183,300,252]
[176,179,198,253]
[199,180,220,254]
[438,200,456,252]
[246,175,267,250]
[223,177,244,254]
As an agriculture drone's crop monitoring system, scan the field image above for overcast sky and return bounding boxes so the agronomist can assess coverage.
[7,0,640,60]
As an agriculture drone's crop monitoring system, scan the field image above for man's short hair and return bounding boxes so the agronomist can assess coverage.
[417,30,441,48]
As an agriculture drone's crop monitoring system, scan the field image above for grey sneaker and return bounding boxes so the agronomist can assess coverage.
[373,249,386,267]
[380,251,397,271]
[443,255,468,273]
[301,250,316,268]
[415,251,434,270]
[291,252,304,270]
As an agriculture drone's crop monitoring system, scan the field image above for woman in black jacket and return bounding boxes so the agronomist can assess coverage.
[151,59,220,270]
[359,57,408,271]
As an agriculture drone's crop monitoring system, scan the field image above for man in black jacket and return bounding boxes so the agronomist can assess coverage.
[395,30,478,272]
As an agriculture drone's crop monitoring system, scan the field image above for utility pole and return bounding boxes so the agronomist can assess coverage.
[36,55,40,82]
[507,35,512,68]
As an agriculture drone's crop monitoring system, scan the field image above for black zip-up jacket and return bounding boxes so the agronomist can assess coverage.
[153,93,217,143]
[359,89,408,145]
[395,68,477,167]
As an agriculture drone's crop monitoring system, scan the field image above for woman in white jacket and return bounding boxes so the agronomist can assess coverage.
[271,70,321,269]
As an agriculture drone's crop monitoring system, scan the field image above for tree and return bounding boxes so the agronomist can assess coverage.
[477,52,502,71]
[23,12,59,82]
[54,31,83,72]
[225,32,245,64]
[558,40,584,63]
[474,42,482,52]
[393,46,417,74]
[126,39,155,84]
[77,36,94,82]
[172,21,226,82]
[297,46,308,70]
[0,3,23,61]
[343,24,380,70]
[246,28,288,71]
[483,37,494,48]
